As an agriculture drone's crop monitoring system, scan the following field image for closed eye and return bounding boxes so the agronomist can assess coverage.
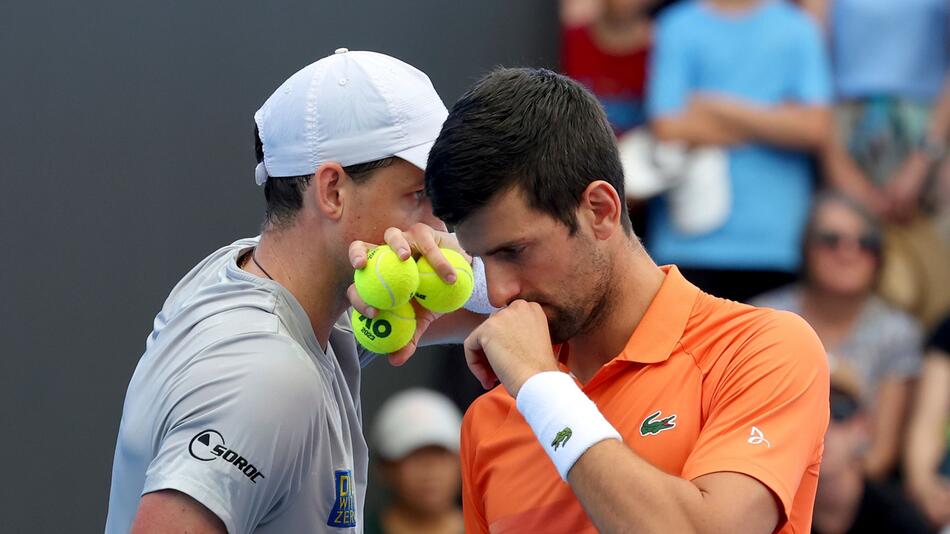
[495,245,526,262]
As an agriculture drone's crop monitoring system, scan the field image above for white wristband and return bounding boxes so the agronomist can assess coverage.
[464,256,500,315]
[516,371,622,481]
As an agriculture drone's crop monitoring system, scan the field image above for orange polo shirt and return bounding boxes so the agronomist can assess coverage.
[460,266,829,533]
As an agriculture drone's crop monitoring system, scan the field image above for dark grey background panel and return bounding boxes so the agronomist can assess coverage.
[0,1,557,530]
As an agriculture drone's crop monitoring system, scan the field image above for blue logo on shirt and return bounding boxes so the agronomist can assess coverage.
[326,469,357,528]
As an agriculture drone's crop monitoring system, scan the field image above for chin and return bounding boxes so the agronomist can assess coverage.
[548,317,583,345]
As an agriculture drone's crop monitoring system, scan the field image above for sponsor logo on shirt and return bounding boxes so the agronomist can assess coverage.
[551,427,573,451]
[188,429,266,483]
[639,410,677,436]
[748,426,771,448]
[327,469,357,528]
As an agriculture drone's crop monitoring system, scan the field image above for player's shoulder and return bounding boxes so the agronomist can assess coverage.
[202,327,319,382]
[153,247,286,357]
[685,292,825,369]
[746,307,825,364]
[196,305,283,341]
[168,324,322,407]
[130,328,325,452]
[195,333,326,433]
[692,290,815,335]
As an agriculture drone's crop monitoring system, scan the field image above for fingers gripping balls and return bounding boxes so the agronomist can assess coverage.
[415,249,474,313]
[352,246,475,354]
[353,245,420,310]
[351,302,417,354]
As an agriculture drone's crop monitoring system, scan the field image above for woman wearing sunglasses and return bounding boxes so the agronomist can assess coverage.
[752,191,925,481]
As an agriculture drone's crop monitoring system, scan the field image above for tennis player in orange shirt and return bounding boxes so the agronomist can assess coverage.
[424,67,830,534]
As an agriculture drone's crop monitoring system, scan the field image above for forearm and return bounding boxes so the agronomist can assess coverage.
[511,371,779,534]
[905,357,950,490]
[568,440,778,534]
[515,373,704,533]
[651,114,746,146]
[420,309,485,346]
[905,414,945,493]
[569,441,705,533]
[710,101,830,150]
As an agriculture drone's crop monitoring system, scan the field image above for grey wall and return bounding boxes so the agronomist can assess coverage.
[0,2,557,530]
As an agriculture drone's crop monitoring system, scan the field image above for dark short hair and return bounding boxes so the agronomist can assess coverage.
[425,67,630,234]
[254,125,395,228]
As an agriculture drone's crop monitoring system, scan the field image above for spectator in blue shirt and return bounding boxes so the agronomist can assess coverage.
[646,0,832,301]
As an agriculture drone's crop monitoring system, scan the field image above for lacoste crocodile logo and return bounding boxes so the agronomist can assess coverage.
[551,427,573,451]
[640,410,677,436]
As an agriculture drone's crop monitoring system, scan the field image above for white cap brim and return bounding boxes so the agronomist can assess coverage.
[394,140,435,171]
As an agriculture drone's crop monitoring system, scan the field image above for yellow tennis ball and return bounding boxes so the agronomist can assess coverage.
[351,302,416,354]
[414,248,474,313]
[354,245,419,310]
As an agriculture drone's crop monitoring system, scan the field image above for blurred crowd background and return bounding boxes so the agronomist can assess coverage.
[563,0,950,532]
[379,1,950,533]
[3,0,949,532]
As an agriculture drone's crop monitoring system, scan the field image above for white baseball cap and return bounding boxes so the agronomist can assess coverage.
[372,388,462,461]
[253,48,448,185]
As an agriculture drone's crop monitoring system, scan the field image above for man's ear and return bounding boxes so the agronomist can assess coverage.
[311,162,347,220]
[580,180,623,240]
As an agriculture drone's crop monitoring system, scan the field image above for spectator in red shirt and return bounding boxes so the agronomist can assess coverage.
[561,0,660,135]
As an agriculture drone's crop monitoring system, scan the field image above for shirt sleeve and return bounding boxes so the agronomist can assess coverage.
[789,15,832,105]
[647,11,693,118]
[142,334,324,534]
[681,311,830,522]
[460,408,490,534]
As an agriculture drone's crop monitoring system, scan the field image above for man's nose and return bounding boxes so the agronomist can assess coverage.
[485,261,520,308]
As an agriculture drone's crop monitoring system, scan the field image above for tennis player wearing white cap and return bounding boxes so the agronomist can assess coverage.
[105,49,485,534]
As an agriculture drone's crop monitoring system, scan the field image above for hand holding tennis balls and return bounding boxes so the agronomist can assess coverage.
[353,245,419,310]
[349,229,473,357]
[351,245,473,354]
[414,248,474,313]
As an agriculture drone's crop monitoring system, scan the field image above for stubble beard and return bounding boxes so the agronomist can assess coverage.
[545,247,614,344]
